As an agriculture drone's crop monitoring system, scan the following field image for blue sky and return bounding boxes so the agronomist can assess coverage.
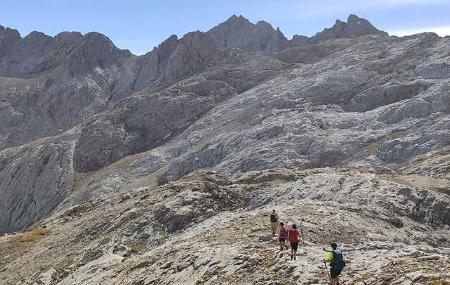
[1,0,450,55]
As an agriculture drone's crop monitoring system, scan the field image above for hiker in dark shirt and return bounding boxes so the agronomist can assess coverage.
[270,209,278,236]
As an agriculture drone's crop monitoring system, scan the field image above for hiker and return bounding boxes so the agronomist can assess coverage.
[270,209,278,236]
[322,242,346,285]
[288,224,301,260]
[278,222,288,250]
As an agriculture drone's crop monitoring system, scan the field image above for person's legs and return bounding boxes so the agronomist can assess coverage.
[271,222,277,236]
[330,269,340,285]
[291,243,298,260]
[279,238,286,250]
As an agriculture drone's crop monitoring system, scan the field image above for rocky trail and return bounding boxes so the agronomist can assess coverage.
[1,168,449,284]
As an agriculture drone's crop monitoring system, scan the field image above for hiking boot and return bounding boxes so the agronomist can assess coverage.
[290,254,293,260]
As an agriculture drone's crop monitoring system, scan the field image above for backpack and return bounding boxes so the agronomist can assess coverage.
[331,250,346,270]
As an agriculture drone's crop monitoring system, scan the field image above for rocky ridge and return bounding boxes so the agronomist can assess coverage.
[0,168,449,284]
[0,14,449,284]
[307,14,388,44]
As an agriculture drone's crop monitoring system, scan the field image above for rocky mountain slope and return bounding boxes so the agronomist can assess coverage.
[0,14,449,284]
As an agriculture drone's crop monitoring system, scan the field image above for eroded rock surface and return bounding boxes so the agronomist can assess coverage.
[0,133,76,234]
[1,169,448,284]
[0,14,449,285]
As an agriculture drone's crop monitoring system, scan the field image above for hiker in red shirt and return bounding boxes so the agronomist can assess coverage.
[288,224,301,260]
[278,222,288,250]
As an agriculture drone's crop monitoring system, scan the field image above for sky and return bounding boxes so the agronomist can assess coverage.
[1,0,450,55]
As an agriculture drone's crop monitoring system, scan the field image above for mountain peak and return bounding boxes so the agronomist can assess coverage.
[227,14,249,23]
[308,14,388,44]
[347,14,361,23]
[0,25,21,60]
[24,31,52,41]
[208,15,288,52]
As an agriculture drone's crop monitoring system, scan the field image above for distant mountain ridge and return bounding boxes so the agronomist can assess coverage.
[0,14,390,152]
[207,14,389,52]
[0,14,388,67]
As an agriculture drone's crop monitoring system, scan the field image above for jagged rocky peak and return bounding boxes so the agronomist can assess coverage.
[345,14,388,37]
[0,28,131,78]
[308,14,388,44]
[0,25,21,59]
[133,31,218,91]
[154,34,178,59]
[65,32,131,71]
[148,30,218,80]
[208,14,288,52]
[0,30,60,77]
[290,34,309,46]
[175,31,217,56]
[54,31,83,45]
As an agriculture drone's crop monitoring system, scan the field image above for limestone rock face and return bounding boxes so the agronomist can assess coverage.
[0,29,135,151]
[73,78,234,172]
[208,15,288,52]
[131,34,179,92]
[73,52,286,172]
[64,32,131,74]
[133,31,220,93]
[0,15,391,152]
[0,133,75,234]
[0,25,20,60]
[0,30,130,78]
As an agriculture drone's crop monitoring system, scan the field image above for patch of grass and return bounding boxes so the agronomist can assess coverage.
[429,281,450,285]
[262,259,276,268]
[259,249,276,258]
[21,227,51,243]
[124,240,149,253]
[0,226,51,268]
[200,143,210,151]
[130,260,152,271]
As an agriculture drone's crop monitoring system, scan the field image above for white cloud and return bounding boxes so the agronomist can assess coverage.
[388,26,450,36]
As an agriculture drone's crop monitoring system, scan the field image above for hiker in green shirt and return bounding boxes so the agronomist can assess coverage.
[322,242,346,285]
